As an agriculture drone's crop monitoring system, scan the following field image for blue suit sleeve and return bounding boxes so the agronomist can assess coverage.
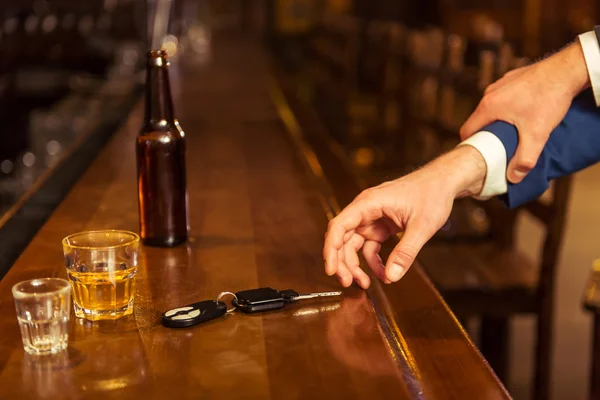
[481,89,600,208]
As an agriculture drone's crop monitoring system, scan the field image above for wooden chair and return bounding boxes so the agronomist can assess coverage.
[582,260,600,400]
[420,177,572,400]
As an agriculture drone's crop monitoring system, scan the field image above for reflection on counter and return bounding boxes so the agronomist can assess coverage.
[14,334,149,398]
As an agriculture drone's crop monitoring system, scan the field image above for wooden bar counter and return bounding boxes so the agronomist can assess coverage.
[0,36,511,399]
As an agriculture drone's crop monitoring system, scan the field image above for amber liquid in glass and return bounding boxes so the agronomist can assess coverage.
[137,50,188,247]
[67,265,136,321]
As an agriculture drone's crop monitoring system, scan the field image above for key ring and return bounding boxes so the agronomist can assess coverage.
[216,291,237,313]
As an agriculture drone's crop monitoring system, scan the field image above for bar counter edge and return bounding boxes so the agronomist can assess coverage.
[266,61,511,399]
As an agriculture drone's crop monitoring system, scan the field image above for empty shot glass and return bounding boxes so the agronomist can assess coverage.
[62,230,140,321]
[12,278,71,355]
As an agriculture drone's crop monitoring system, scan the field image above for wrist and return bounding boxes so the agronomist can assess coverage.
[556,41,591,97]
[429,146,486,199]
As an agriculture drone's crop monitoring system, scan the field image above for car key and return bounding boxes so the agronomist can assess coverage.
[162,300,227,328]
[233,287,342,314]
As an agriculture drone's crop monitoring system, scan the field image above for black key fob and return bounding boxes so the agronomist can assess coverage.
[233,287,286,314]
[162,300,227,328]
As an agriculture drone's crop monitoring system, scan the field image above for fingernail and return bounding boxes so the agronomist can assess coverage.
[509,170,526,183]
[514,168,529,178]
[342,276,353,287]
[388,263,404,281]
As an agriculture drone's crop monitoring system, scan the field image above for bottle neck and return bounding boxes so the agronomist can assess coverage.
[144,51,175,127]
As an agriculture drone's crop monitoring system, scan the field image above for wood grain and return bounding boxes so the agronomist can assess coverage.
[0,36,510,399]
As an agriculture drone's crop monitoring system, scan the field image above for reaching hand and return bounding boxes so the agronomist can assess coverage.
[460,42,589,184]
[323,146,486,288]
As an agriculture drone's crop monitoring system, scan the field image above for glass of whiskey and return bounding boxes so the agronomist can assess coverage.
[62,230,140,321]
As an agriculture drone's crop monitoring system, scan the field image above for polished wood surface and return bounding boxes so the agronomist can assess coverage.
[0,36,509,399]
[272,52,511,399]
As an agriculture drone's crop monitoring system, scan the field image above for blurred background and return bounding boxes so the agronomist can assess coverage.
[0,1,599,399]
[264,2,599,399]
[0,0,144,214]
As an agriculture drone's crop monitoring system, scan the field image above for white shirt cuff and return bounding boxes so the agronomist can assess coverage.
[579,31,600,107]
[457,131,508,199]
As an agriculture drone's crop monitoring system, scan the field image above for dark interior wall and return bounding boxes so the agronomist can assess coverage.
[351,0,596,57]
[0,0,146,162]
[353,0,431,27]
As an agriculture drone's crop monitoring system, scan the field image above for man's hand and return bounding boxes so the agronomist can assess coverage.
[323,146,486,289]
[460,42,590,183]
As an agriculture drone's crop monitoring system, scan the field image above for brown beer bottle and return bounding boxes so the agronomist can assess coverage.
[137,50,188,247]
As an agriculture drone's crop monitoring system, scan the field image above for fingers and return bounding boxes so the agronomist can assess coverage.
[323,207,363,276]
[362,240,389,284]
[324,197,382,277]
[336,247,353,287]
[506,128,546,183]
[459,101,495,141]
[343,234,370,288]
[385,223,431,282]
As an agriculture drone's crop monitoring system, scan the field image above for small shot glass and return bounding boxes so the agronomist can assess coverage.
[12,278,71,355]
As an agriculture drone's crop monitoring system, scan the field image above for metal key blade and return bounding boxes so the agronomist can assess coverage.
[291,291,342,301]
